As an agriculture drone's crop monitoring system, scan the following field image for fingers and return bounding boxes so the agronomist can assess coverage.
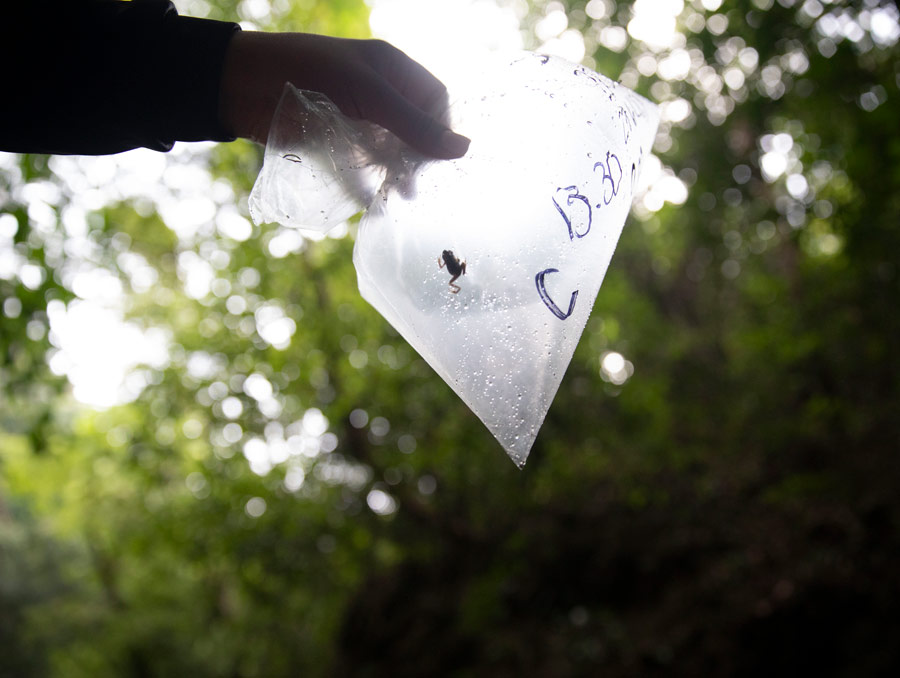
[220,32,470,159]
[356,40,470,158]
[368,40,452,120]
[358,74,470,159]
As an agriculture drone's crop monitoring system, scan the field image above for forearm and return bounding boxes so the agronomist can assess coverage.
[2,1,239,155]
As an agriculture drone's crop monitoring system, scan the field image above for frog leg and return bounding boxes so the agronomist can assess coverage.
[448,274,461,294]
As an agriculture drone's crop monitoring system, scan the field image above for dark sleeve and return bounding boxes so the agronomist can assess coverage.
[1,0,241,155]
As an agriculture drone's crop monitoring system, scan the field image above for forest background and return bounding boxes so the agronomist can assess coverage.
[2,0,899,675]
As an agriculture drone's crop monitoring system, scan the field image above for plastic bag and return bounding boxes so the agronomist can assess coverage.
[250,53,659,467]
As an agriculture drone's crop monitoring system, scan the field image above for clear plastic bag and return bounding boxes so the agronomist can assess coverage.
[250,53,659,467]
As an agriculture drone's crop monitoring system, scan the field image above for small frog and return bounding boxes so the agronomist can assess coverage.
[438,250,467,294]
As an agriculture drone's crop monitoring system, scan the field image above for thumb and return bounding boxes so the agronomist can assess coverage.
[362,80,470,159]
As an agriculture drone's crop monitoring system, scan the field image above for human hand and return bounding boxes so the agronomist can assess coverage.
[219,31,470,159]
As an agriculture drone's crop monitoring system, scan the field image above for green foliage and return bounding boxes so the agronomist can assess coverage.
[3,0,900,675]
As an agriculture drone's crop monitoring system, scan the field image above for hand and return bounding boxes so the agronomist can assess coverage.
[219,31,470,159]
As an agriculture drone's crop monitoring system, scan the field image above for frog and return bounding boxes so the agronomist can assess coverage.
[438,250,467,294]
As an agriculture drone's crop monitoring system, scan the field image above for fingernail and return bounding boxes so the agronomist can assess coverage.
[439,130,471,158]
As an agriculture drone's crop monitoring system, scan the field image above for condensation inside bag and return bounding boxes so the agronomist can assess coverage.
[249,53,659,467]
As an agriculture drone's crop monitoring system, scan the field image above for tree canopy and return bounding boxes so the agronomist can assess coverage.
[2,0,899,675]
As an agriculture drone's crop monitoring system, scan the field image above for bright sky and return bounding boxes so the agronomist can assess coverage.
[367,0,524,87]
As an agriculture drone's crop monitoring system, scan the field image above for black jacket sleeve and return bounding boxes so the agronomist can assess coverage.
[2,0,241,155]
